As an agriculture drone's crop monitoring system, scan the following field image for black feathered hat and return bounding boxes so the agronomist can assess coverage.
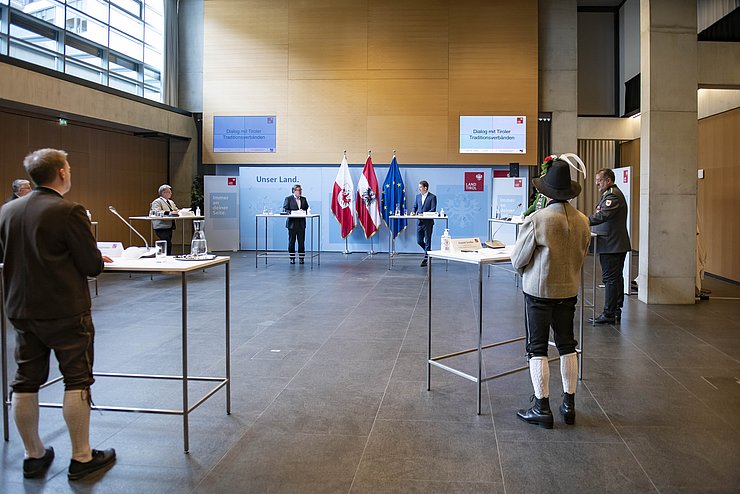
[532,159,582,201]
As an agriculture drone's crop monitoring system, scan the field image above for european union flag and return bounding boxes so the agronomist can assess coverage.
[381,156,407,238]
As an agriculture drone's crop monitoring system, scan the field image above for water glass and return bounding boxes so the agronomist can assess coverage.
[155,240,167,262]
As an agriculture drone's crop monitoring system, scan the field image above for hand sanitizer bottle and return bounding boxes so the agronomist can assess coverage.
[441,228,451,251]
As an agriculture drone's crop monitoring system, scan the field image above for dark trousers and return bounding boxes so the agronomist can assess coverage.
[288,227,306,259]
[599,252,627,316]
[10,311,95,393]
[154,228,174,255]
[416,221,433,257]
[524,293,578,358]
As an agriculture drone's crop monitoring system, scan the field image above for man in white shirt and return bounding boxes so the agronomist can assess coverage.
[412,180,437,267]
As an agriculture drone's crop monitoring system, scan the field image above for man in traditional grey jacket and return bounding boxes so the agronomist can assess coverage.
[511,158,592,429]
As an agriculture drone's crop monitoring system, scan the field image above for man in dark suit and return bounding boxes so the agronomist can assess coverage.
[412,180,437,267]
[282,184,309,264]
[589,168,631,324]
[0,149,116,480]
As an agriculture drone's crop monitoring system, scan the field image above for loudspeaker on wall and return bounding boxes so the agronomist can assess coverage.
[509,163,519,177]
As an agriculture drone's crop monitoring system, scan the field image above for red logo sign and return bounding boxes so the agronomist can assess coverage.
[514,179,523,188]
[228,177,237,186]
[464,172,485,192]
[623,170,628,183]
[516,117,524,124]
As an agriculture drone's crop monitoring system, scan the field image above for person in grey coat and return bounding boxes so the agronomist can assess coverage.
[589,168,631,324]
[151,184,179,255]
[511,159,592,429]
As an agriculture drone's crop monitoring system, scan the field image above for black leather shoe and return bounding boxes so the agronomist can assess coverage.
[589,313,615,324]
[299,258,304,264]
[23,447,54,478]
[420,259,428,267]
[290,258,295,264]
[517,396,553,429]
[560,393,575,425]
[68,448,116,480]
[615,309,622,322]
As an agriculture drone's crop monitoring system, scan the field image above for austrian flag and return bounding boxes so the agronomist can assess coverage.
[331,155,356,239]
[356,155,382,239]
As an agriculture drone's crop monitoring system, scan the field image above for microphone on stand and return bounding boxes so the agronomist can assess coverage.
[108,206,157,259]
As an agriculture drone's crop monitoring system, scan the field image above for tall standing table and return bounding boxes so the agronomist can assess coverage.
[426,248,587,415]
[387,214,449,270]
[1,256,231,453]
[255,213,321,268]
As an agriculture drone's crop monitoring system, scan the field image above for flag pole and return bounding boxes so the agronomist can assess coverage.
[341,150,352,254]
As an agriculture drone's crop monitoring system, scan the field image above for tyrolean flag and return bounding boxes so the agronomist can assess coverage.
[331,155,356,239]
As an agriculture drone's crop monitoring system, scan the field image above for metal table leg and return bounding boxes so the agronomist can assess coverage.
[426,257,432,390]
[225,261,231,414]
[181,272,189,453]
[1,277,8,441]
[477,263,483,415]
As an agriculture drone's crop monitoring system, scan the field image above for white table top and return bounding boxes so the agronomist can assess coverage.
[489,217,524,225]
[104,255,229,273]
[129,215,205,221]
[256,213,320,218]
[428,247,513,265]
[389,214,448,220]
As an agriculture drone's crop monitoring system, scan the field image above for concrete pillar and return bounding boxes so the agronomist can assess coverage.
[178,0,204,113]
[539,0,578,155]
[638,0,697,304]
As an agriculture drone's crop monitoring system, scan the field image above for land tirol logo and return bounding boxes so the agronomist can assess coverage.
[464,172,485,192]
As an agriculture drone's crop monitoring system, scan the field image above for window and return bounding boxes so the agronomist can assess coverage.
[1,0,166,102]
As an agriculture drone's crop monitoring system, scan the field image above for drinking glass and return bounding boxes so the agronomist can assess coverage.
[155,240,167,262]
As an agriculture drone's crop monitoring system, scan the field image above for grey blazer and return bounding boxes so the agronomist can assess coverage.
[151,196,179,230]
[511,201,591,299]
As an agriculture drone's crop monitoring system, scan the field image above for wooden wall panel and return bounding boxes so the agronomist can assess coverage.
[698,108,740,282]
[367,0,449,70]
[289,80,368,116]
[203,0,539,165]
[288,1,368,72]
[367,79,448,116]
[367,116,448,164]
[0,110,168,247]
[203,0,289,80]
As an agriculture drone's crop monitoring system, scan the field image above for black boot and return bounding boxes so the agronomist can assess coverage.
[517,395,553,429]
[560,392,575,425]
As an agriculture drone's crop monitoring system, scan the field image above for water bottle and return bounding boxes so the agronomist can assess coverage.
[395,205,400,216]
[495,205,501,219]
[440,207,445,217]
[190,220,208,256]
[195,206,201,217]
[441,228,451,251]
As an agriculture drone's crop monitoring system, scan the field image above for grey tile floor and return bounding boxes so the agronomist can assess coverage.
[1,252,739,493]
